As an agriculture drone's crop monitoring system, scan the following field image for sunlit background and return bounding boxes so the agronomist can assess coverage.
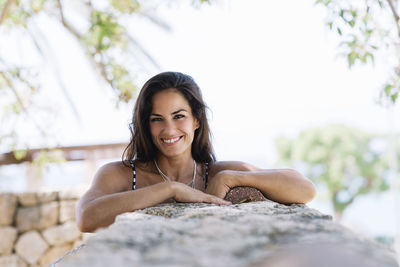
[1,0,400,254]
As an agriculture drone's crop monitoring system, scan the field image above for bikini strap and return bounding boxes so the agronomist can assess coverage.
[205,162,209,189]
[129,159,136,190]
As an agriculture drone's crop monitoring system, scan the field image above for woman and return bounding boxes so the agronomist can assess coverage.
[76,72,316,233]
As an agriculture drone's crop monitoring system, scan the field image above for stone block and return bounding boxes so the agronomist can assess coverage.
[59,201,77,223]
[39,244,72,267]
[16,202,59,232]
[15,231,48,265]
[0,226,18,255]
[0,254,27,267]
[58,189,85,201]
[42,221,81,246]
[38,202,59,229]
[17,192,38,207]
[16,206,40,232]
[37,192,58,204]
[0,193,17,226]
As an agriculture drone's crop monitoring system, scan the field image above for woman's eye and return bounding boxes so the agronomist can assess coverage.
[174,114,185,119]
[150,117,162,122]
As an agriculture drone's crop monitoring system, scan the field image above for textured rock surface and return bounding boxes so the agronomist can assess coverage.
[252,242,386,267]
[15,231,48,265]
[0,226,18,255]
[53,201,398,267]
[58,189,85,201]
[0,193,17,226]
[37,191,58,204]
[59,201,77,223]
[0,254,27,267]
[17,192,38,207]
[16,202,59,232]
[0,189,84,266]
[39,244,72,267]
[42,221,81,246]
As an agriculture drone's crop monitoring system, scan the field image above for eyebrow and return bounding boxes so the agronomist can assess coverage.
[151,109,188,117]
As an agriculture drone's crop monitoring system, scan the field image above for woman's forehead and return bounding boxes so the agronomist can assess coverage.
[151,89,191,112]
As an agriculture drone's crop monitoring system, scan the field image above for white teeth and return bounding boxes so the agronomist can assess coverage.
[162,137,180,143]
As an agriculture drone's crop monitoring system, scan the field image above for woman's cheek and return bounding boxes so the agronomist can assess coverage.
[149,123,161,138]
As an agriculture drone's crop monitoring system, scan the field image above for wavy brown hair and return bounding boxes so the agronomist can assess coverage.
[122,72,215,165]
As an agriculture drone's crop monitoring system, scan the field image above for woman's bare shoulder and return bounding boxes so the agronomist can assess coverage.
[209,161,260,177]
[90,161,132,193]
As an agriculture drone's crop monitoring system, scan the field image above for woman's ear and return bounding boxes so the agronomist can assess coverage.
[194,119,200,130]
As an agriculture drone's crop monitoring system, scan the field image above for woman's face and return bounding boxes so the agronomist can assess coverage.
[149,88,199,159]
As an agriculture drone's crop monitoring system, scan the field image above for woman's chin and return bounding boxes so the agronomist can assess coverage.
[157,147,191,159]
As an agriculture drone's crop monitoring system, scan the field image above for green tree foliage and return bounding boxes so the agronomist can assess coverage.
[0,0,210,162]
[316,0,400,104]
[275,124,389,220]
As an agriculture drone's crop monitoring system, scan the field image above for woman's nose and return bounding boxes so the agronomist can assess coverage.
[163,120,176,134]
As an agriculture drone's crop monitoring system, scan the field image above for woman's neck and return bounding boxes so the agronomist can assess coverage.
[154,154,196,182]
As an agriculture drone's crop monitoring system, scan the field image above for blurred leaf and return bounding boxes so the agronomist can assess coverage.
[84,10,127,51]
[347,52,357,67]
[111,0,140,14]
[13,149,27,160]
[30,0,45,13]
[316,0,400,104]
[32,149,65,170]
[384,84,393,96]
[391,92,398,103]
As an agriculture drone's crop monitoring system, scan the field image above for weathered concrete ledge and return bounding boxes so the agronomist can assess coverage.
[53,199,398,267]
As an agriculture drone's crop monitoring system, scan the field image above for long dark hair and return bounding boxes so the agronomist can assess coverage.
[122,72,215,165]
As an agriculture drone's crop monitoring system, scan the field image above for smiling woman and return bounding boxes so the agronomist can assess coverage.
[75,72,316,233]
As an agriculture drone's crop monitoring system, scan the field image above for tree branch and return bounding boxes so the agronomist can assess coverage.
[56,0,120,95]
[0,0,15,26]
[0,71,48,138]
[387,0,400,39]
[56,0,82,39]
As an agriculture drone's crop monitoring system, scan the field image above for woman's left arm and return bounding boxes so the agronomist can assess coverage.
[206,161,316,204]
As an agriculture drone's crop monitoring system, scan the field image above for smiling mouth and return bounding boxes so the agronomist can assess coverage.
[161,136,182,144]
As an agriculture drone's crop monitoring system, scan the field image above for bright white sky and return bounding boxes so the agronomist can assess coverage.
[1,0,400,238]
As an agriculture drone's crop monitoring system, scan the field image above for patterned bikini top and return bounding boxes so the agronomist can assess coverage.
[128,159,209,191]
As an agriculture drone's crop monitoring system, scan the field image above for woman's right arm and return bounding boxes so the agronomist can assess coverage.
[76,163,230,233]
[76,163,177,233]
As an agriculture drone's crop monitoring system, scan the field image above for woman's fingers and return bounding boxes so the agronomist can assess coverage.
[173,182,231,205]
[205,194,232,205]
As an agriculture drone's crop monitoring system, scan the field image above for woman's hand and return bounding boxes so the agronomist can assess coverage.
[205,170,237,199]
[171,182,231,205]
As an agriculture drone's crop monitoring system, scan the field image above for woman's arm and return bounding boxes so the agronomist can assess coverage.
[77,163,230,233]
[206,161,316,204]
[76,163,174,233]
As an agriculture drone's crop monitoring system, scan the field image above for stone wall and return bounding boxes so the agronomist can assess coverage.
[0,189,92,267]
[54,200,399,267]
